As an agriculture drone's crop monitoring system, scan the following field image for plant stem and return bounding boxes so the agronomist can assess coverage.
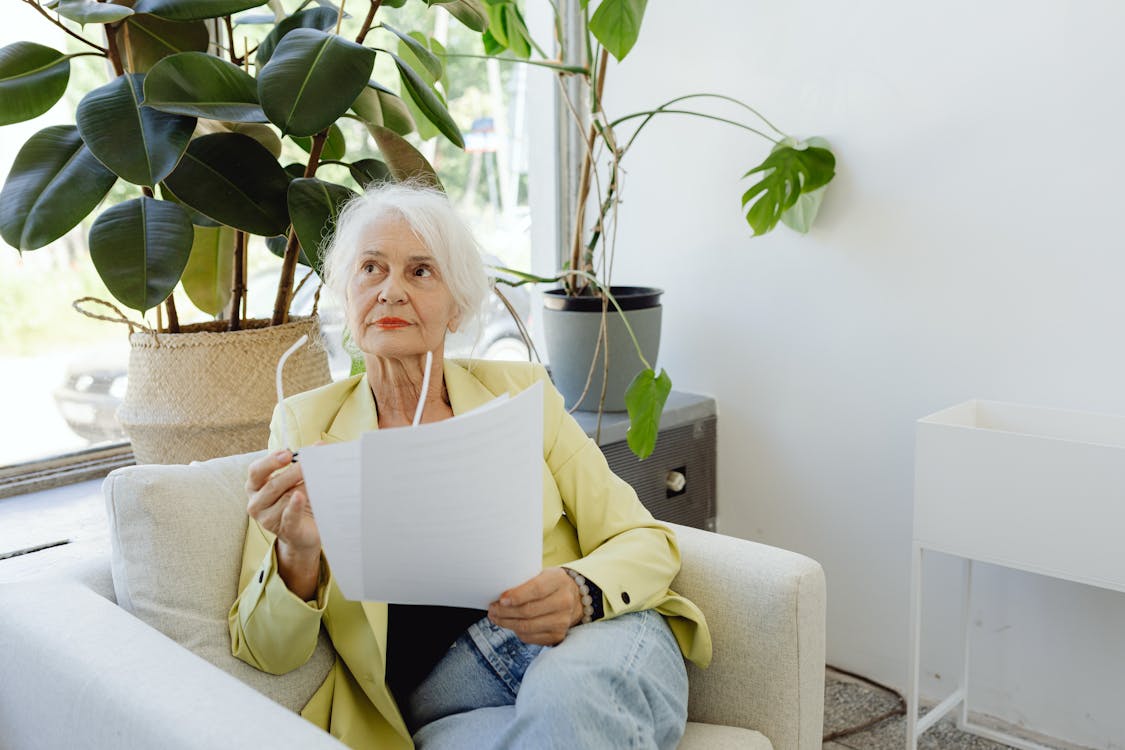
[569,48,609,295]
[164,293,180,333]
[272,130,328,325]
[439,52,586,74]
[334,0,347,36]
[104,20,125,76]
[616,109,780,155]
[21,0,109,54]
[224,15,237,64]
[620,93,787,137]
[356,0,382,45]
[230,230,246,331]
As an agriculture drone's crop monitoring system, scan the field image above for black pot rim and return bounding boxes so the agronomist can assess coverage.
[543,286,663,312]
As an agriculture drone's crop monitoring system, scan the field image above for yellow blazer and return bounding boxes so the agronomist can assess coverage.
[228,359,711,750]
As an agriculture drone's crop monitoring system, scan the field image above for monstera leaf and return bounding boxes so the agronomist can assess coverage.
[741,141,835,236]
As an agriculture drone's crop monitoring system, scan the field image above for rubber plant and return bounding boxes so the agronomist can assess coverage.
[0,0,485,329]
[471,0,837,459]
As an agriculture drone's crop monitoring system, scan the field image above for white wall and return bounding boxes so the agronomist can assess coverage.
[587,1,1125,746]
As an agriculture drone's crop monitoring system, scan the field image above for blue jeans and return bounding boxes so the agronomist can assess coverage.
[404,609,689,749]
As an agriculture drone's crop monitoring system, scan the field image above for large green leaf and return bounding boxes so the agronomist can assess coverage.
[741,144,835,236]
[779,136,832,233]
[116,14,209,73]
[382,23,442,79]
[366,125,443,190]
[624,367,670,460]
[348,158,391,188]
[391,53,463,147]
[181,223,236,315]
[288,178,356,274]
[0,43,70,126]
[195,119,283,158]
[162,132,291,236]
[430,0,488,32]
[144,52,266,122]
[352,82,416,136]
[57,0,134,24]
[258,28,375,137]
[130,0,266,21]
[0,125,116,251]
[589,0,648,61]
[292,123,346,161]
[478,2,532,57]
[76,73,195,186]
[255,7,339,67]
[88,196,194,312]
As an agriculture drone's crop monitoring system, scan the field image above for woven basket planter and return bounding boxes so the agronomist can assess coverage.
[117,316,331,465]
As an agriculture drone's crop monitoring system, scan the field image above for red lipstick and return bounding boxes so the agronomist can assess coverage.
[374,317,410,329]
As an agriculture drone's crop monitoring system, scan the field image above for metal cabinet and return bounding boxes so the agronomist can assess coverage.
[572,392,717,531]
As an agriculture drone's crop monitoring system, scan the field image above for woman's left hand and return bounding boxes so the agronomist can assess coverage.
[488,567,584,646]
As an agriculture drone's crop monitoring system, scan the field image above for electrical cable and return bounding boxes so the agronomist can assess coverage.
[822,664,907,742]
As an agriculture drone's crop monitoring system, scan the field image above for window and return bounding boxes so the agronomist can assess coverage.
[0,2,544,476]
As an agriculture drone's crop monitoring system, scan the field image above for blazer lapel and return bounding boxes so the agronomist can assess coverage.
[444,359,499,416]
[320,374,379,443]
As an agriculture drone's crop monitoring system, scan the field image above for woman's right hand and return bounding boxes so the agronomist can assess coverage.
[246,449,322,600]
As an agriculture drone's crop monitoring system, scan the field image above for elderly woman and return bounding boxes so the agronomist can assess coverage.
[228,181,711,750]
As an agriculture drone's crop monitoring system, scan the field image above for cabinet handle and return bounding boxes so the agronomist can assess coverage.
[665,470,686,493]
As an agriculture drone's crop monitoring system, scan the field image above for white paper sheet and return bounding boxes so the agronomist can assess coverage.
[297,440,363,597]
[300,381,543,608]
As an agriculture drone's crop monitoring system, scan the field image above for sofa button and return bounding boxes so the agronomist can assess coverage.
[621,591,630,604]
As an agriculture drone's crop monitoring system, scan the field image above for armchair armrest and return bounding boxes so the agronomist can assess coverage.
[0,582,345,750]
[670,524,826,750]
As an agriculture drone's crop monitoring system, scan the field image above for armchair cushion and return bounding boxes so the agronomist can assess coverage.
[103,451,335,712]
[671,523,826,750]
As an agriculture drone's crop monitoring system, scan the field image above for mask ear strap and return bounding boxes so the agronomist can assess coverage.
[276,334,309,451]
[412,350,434,427]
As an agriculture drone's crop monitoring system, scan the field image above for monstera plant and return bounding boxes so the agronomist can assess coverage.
[1,0,481,329]
[472,0,837,458]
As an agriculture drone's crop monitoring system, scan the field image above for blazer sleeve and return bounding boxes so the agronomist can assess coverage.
[227,402,332,675]
[537,370,682,619]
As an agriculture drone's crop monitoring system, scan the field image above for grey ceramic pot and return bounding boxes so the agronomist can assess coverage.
[541,286,662,412]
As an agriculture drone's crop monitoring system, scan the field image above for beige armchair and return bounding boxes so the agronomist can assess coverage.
[0,452,825,749]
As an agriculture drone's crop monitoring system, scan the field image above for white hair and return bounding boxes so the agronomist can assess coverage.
[320,180,491,346]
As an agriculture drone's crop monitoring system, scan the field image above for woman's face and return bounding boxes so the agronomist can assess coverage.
[345,216,460,360]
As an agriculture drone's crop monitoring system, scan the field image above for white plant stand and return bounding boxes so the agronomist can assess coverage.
[907,399,1125,750]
